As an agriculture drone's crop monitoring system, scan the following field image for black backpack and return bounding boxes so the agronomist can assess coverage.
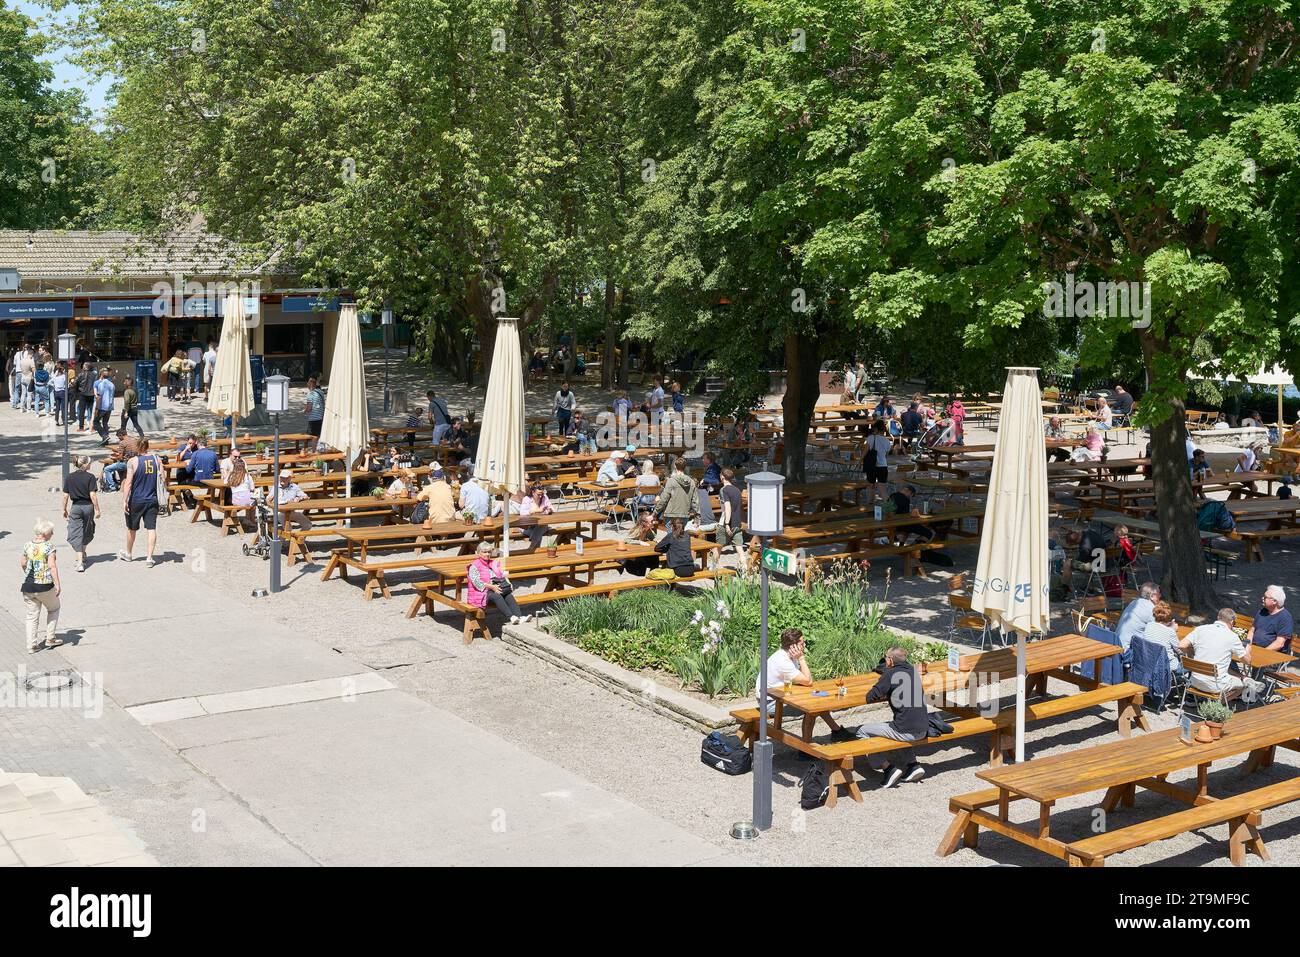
[700,732,752,775]
[799,765,828,810]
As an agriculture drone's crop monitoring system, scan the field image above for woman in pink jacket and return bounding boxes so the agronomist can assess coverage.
[467,541,527,624]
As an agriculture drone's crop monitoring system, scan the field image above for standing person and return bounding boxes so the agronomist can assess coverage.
[62,456,101,572]
[553,380,576,436]
[76,361,97,431]
[864,419,892,501]
[6,347,19,408]
[653,457,699,524]
[19,345,35,412]
[467,541,527,625]
[162,350,185,401]
[202,340,217,399]
[714,468,745,562]
[119,376,144,437]
[647,375,666,433]
[51,362,68,426]
[118,438,164,566]
[93,369,116,444]
[425,389,451,443]
[303,376,326,441]
[612,390,632,435]
[670,380,685,428]
[20,519,63,653]
[848,646,929,787]
[33,356,51,416]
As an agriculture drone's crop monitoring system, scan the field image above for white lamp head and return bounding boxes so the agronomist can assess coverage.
[744,470,785,538]
[265,373,290,414]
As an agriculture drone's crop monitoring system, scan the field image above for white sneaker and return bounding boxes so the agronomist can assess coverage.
[117,550,132,562]
[144,557,156,568]
[510,615,520,625]
[74,561,84,573]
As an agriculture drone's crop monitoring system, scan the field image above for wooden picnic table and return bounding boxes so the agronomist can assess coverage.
[329,510,605,565]
[784,479,877,512]
[525,447,684,469]
[772,504,985,552]
[1090,472,1280,512]
[768,633,1135,743]
[1225,498,1300,523]
[941,697,1300,866]
[167,450,346,476]
[411,537,718,606]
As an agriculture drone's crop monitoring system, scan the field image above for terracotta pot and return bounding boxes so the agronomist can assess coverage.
[616,540,627,552]
[1194,722,1215,744]
[546,546,559,558]
[1203,720,1224,741]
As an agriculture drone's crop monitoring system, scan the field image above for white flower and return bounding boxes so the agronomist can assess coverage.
[691,610,705,624]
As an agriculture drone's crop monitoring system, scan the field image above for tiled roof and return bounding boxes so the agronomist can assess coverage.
[0,226,277,281]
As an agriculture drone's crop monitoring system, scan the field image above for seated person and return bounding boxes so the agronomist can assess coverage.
[1044,416,1072,462]
[847,645,928,787]
[416,466,457,525]
[274,470,312,531]
[1190,448,1211,485]
[101,428,141,491]
[654,517,698,578]
[188,438,219,484]
[1247,585,1293,652]
[1141,601,1185,677]
[754,628,850,737]
[888,483,936,545]
[563,409,597,454]
[1178,607,1249,703]
[698,452,722,492]
[633,459,661,507]
[596,449,633,485]
[620,512,661,576]
[458,476,492,522]
[899,402,924,448]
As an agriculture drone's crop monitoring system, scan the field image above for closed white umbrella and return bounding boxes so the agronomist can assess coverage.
[473,317,526,552]
[206,292,255,440]
[971,367,1051,762]
[319,303,370,512]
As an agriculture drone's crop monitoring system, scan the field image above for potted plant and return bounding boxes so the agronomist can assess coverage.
[459,508,477,525]
[543,535,559,558]
[917,641,950,675]
[1198,701,1232,740]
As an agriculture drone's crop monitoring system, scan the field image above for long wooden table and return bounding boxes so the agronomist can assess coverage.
[772,505,985,553]
[943,697,1300,865]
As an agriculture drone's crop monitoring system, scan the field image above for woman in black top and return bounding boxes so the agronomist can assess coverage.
[655,518,697,579]
[62,455,102,572]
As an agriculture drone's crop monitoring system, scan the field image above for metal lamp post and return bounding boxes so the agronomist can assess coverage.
[57,333,76,485]
[381,306,393,414]
[265,374,290,594]
[744,470,785,833]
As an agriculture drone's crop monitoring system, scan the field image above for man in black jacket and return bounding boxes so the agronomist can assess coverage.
[852,646,929,788]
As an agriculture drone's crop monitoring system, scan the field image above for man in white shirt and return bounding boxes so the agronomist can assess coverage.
[596,449,629,485]
[754,628,851,738]
[202,341,217,398]
[647,376,665,431]
[1179,607,1250,701]
[459,477,491,522]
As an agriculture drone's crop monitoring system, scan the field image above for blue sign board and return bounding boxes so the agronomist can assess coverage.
[282,296,341,313]
[184,296,219,317]
[89,299,155,317]
[0,301,74,320]
[134,360,159,411]
[251,354,265,407]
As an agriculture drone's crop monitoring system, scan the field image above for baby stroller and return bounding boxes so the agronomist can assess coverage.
[912,422,955,465]
[242,491,277,560]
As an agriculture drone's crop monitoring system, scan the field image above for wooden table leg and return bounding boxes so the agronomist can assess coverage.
[1038,801,1054,839]
[937,809,973,856]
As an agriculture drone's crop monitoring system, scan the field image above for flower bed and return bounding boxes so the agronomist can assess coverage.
[544,571,946,700]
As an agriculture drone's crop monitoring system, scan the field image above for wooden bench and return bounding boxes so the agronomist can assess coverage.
[1229,526,1300,563]
[412,567,734,643]
[1062,776,1300,867]
[322,540,484,599]
[800,541,946,589]
[735,682,1147,808]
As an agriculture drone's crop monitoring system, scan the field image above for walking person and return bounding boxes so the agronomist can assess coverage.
[6,347,19,408]
[19,345,35,412]
[553,380,576,436]
[118,438,164,567]
[119,376,144,437]
[62,456,101,572]
[303,376,325,441]
[20,519,63,654]
[33,355,51,416]
[76,361,96,431]
[202,340,217,399]
[93,369,116,444]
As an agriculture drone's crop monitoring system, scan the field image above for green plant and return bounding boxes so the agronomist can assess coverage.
[918,641,951,663]
[542,534,558,550]
[578,628,686,672]
[1198,701,1232,725]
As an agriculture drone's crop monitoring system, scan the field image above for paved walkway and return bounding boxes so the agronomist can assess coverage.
[0,405,734,866]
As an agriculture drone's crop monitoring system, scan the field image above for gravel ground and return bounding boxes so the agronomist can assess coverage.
[5,355,1300,867]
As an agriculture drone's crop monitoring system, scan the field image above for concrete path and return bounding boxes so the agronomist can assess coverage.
[0,405,734,866]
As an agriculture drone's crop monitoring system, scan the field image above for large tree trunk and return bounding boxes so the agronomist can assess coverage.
[601,277,617,390]
[1141,332,1219,614]
[618,336,630,389]
[781,331,821,484]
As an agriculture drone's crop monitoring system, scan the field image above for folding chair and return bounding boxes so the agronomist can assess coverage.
[1178,657,1229,717]
[946,592,992,650]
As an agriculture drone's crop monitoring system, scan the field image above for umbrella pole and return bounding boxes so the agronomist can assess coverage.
[502,492,510,556]
[1279,385,1284,432]
[1015,632,1027,763]
[345,444,353,527]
